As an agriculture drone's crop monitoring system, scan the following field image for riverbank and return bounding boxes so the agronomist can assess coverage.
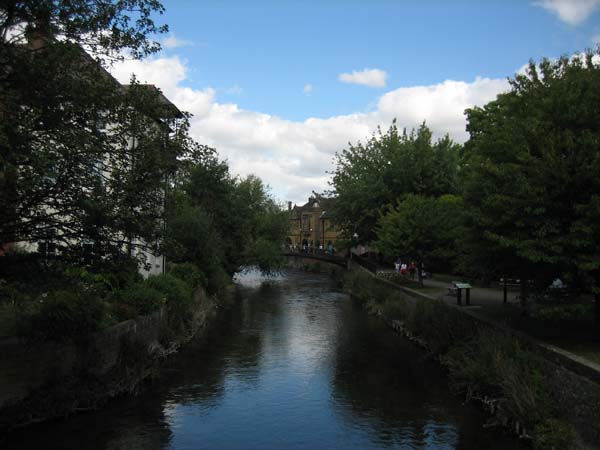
[335,268,600,450]
[0,284,232,433]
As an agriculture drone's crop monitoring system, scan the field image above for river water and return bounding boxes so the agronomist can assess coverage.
[4,269,521,449]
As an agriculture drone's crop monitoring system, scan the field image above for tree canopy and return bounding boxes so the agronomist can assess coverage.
[375,194,464,285]
[461,51,600,284]
[0,1,174,259]
[330,121,460,242]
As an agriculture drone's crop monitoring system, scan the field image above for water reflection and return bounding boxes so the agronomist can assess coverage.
[3,269,520,450]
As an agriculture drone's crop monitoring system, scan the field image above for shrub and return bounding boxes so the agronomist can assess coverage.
[206,265,231,295]
[145,273,192,305]
[145,273,194,325]
[445,331,525,399]
[20,290,110,342]
[409,299,475,353]
[529,303,591,322]
[531,419,578,450]
[168,263,206,289]
[380,294,409,321]
[118,283,165,317]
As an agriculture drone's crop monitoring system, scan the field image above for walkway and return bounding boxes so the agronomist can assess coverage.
[421,278,520,307]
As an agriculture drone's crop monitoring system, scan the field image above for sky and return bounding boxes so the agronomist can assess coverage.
[110,0,600,205]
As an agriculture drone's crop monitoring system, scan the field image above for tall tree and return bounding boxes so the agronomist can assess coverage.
[165,152,287,277]
[462,51,600,309]
[375,194,464,286]
[330,120,460,242]
[0,1,169,257]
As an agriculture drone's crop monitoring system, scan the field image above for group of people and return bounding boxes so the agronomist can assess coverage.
[394,258,417,279]
[288,243,336,255]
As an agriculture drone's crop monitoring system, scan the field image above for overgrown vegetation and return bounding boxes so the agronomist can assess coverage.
[340,271,593,448]
[0,1,287,342]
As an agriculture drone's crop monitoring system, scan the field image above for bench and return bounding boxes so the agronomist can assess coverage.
[447,281,461,297]
[498,278,533,304]
[447,281,472,306]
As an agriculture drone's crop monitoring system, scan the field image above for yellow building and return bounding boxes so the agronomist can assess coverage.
[287,195,343,251]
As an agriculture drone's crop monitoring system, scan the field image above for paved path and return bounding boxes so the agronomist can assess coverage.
[421,278,521,307]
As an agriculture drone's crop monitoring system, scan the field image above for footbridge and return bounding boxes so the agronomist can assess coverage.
[283,251,348,269]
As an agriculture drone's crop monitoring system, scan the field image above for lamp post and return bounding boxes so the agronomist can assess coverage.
[351,232,358,259]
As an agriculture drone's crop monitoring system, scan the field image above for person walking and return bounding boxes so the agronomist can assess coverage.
[400,263,408,276]
[409,261,416,280]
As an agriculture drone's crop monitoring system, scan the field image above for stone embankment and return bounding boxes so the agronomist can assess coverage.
[0,286,226,431]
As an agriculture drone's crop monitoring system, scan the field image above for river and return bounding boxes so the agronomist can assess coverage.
[4,269,521,449]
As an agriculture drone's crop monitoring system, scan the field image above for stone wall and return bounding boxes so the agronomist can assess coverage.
[359,271,600,448]
[0,287,217,429]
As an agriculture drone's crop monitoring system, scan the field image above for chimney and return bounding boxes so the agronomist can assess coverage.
[288,201,292,211]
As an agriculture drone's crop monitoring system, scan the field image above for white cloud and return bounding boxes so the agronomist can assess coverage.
[303,84,313,94]
[339,68,388,88]
[162,34,193,49]
[109,58,509,204]
[534,0,600,25]
[225,85,243,96]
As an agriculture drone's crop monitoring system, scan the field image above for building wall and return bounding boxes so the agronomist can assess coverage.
[287,198,343,250]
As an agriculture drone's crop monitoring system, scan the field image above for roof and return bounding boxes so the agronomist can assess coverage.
[290,194,336,218]
[123,84,184,120]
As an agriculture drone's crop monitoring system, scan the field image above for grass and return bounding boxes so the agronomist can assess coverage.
[413,286,446,295]
[472,303,600,365]
[0,303,18,338]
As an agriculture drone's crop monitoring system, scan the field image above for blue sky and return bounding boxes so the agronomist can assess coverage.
[112,0,600,203]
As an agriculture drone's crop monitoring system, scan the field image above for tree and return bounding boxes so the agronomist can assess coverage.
[375,194,463,286]
[1,1,167,59]
[0,1,170,261]
[462,51,600,314]
[330,120,460,243]
[164,152,287,277]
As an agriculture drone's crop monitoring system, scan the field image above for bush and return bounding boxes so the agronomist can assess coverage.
[529,303,591,322]
[145,273,192,306]
[145,273,194,325]
[117,283,165,317]
[20,290,110,342]
[409,299,475,353]
[168,263,206,289]
[380,295,409,321]
[531,419,578,450]
[206,265,231,295]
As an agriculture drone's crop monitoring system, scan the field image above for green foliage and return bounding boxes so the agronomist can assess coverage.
[117,283,165,318]
[408,299,475,353]
[168,263,207,289]
[445,329,563,432]
[206,265,231,296]
[244,235,284,273]
[375,194,465,273]
[462,51,600,282]
[19,290,110,342]
[1,5,174,259]
[380,296,408,321]
[165,154,286,277]
[330,120,460,242]
[145,273,192,308]
[529,303,591,322]
[1,1,168,59]
[531,419,578,450]
[145,273,194,325]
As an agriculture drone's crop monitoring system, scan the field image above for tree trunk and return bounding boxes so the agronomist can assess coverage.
[519,271,529,309]
[595,291,600,327]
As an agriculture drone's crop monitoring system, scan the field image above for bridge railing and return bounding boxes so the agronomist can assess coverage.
[283,250,348,267]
